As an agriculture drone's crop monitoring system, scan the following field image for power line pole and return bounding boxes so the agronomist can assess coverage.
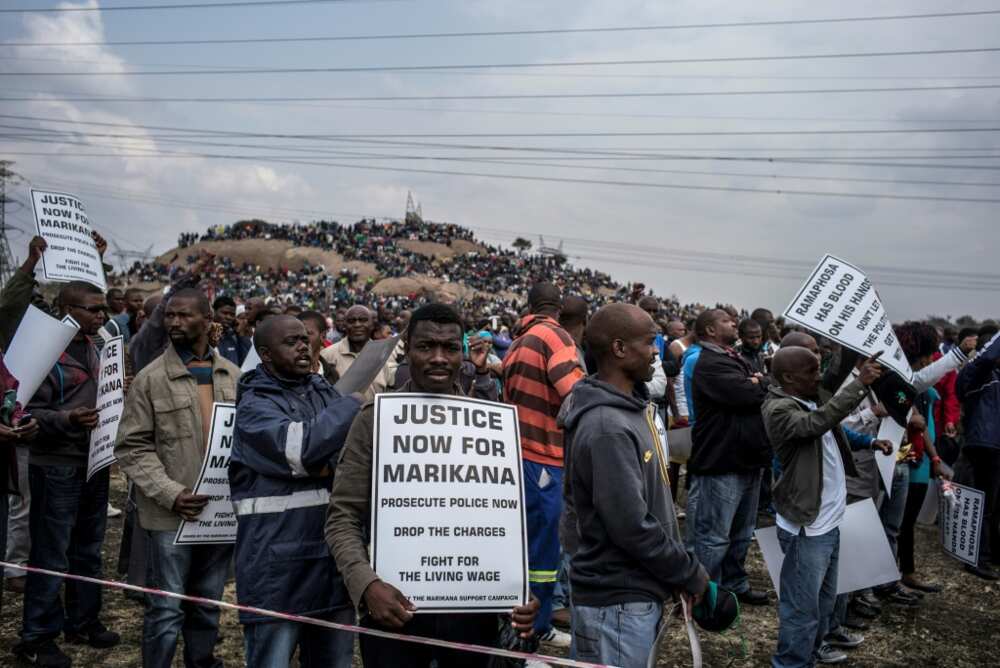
[0,161,24,289]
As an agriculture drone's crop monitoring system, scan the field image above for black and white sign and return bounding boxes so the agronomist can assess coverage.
[175,403,238,545]
[940,482,985,566]
[87,336,125,481]
[371,393,529,613]
[30,189,107,291]
[783,255,912,383]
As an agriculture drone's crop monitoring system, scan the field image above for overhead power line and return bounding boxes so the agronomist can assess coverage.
[2,7,997,37]
[7,83,1000,103]
[7,140,1000,204]
[0,0,388,13]
[6,46,1000,76]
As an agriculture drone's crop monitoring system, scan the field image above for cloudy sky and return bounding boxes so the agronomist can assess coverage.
[2,0,999,319]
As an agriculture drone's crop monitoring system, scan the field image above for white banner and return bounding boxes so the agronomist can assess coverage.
[939,482,985,566]
[371,393,528,613]
[30,189,107,291]
[87,336,125,481]
[175,403,238,545]
[755,499,900,596]
[240,344,260,374]
[783,255,912,383]
[5,305,80,406]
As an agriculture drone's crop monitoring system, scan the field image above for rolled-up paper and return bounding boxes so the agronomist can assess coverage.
[6,305,80,405]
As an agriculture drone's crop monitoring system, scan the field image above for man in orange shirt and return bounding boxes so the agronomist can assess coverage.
[502,283,585,647]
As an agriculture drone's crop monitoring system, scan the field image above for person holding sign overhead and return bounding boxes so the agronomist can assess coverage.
[15,281,120,668]
[327,303,539,667]
[762,347,888,668]
[562,303,708,668]
[114,288,239,668]
[229,315,363,668]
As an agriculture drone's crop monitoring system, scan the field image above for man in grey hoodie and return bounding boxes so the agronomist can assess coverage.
[562,303,708,668]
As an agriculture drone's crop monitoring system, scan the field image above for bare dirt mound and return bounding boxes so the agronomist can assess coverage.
[371,275,476,301]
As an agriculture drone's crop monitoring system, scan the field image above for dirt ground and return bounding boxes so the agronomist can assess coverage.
[1,472,998,667]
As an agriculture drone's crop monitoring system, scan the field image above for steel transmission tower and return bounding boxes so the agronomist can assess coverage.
[0,161,24,289]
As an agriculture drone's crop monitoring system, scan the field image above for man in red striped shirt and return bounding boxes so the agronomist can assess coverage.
[502,283,585,647]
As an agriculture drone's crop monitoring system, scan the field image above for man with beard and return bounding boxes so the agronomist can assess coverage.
[115,288,240,668]
[738,319,766,375]
[230,316,363,667]
[687,309,771,607]
[327,303,538,667]
[321,305,393,399]
[15,282,120,668]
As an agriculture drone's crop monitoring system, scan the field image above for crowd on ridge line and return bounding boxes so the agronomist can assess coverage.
[1,229,999,668]
[120,218,737,325]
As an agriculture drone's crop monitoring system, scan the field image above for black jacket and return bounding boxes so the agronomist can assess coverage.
[563,376,706,606]
[957,333,1000,451]
[689,343,771,475]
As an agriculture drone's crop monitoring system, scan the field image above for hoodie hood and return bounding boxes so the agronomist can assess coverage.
[559,375,649,432]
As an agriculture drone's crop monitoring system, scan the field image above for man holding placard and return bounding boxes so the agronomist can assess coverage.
[229,315,363,668]
[327,303,538,667]
[763,347,888,668]
[15,281,120,668]
[115,288,239,668]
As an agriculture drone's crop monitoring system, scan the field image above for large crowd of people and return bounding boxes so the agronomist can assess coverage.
[1,223,998,668]
[124,218,725,330]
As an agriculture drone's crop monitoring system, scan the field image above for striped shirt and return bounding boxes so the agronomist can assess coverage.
[502,314,585,467]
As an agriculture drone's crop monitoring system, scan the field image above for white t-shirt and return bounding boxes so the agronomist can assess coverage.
[776,400,847,537]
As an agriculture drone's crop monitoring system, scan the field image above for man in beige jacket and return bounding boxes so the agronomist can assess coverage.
[319,305,393,399]
[115,288,239,668]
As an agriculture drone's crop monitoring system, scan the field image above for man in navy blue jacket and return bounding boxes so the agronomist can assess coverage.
[957,331,1000,580]
[229,315,363,667]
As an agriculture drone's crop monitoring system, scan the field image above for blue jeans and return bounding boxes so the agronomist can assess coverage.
[523,460,563,634]
[243,607,354,668]
[773,527,840,668]
[572,600,662,668]
[143,530,232,668]
[688,470,761,594]
[22,465,109,643]
[878,463,910,561]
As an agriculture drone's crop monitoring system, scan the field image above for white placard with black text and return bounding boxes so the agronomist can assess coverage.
[783,255,912,383]
[371,393,529,613]
[175,403,238,545]
[87,336,125,481]
[30,189,107,290]
[939,482,984,566]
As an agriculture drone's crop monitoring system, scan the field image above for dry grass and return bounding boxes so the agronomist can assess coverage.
[2,472,997,667]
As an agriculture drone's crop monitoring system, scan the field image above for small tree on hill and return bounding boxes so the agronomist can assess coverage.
[512,237,532,254]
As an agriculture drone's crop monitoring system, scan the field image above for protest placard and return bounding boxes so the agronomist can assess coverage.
[875,410,909,499]
[755,499,899,596]
[783,255,912,383]
[5,305,80,406]
[371,393,528,613]
[240,344,260,374]
[30,189,106,291]
[939,482,985,566]
[87,336,125,481]
[175,403,238,545]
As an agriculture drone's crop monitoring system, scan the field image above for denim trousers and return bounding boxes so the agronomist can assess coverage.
[143,530,232,668]
[22,464,109,643]
[244,607,354,668]
[688,470,761,594]
[878,463,910,561]
[773,527,840,668]
[572,600,662,668]
[5,445,31,578]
